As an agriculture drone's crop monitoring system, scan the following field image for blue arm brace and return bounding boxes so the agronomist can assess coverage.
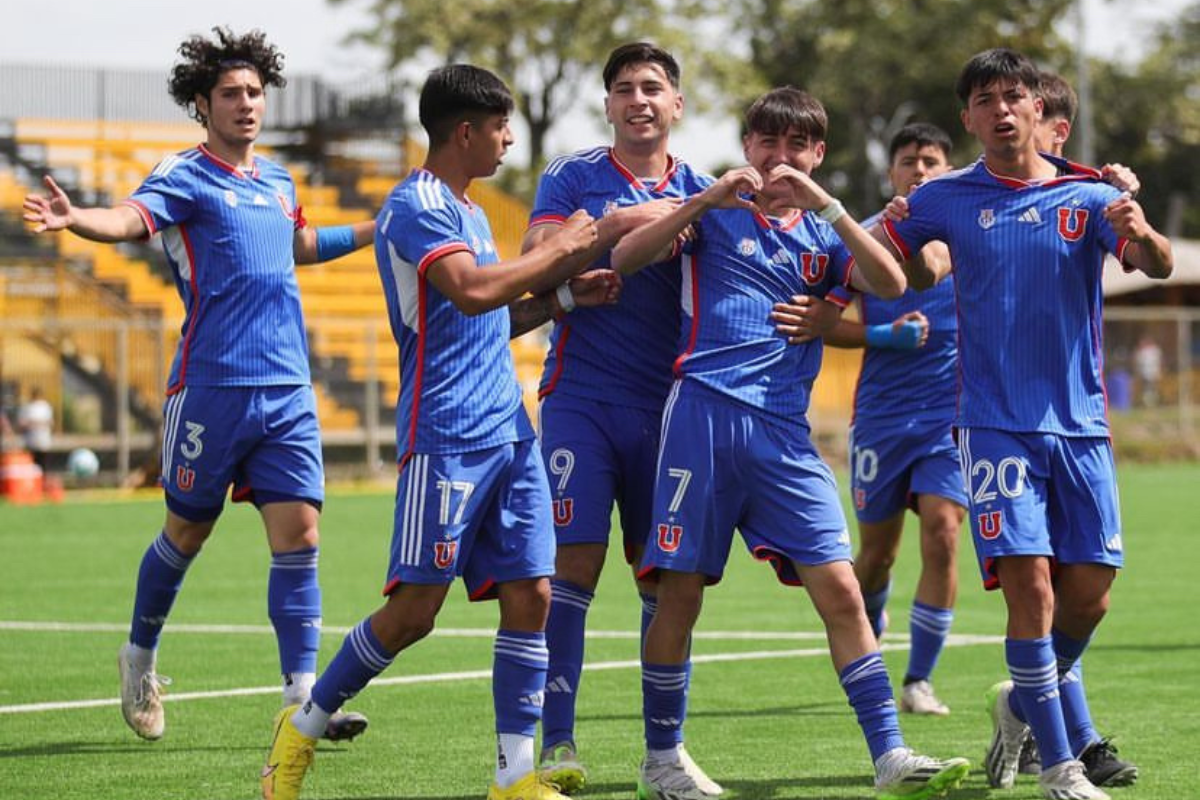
[316,225,356,262]
[864,321,923,350]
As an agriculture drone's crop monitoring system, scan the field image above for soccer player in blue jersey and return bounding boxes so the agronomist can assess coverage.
[1000,69,1139,789]
[873,48,1172,800]
[522,42,715,794]
[818,123,966,718]
[260,64,599,800]
[611,87,971,800]
[22,27,375,743]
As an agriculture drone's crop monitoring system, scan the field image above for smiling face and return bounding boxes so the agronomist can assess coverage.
[961,76,1043,160]
[196,67,265,153]
[742,126,825,205]
[604,61,683,150]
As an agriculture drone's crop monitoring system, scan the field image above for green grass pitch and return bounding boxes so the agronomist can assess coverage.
[1,463,1196,799]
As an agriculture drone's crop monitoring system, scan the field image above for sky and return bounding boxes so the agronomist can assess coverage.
[0,0,1191,173]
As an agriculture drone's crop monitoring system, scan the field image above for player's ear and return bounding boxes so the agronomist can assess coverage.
[1055,118,1071,148]
[812,140,826,168]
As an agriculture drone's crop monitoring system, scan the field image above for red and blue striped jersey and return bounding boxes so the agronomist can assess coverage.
[124,145,309,392]
[529,147,713,410]
[675,206,854,429]
[884,156,1129,436]
[376,169,534,460]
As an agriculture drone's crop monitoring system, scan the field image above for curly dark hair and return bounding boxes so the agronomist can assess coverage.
[168,27,286,126]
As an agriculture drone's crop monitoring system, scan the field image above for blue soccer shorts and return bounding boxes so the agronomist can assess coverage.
[384,438,555,601]
[160,385,324,521]
[638,382,851,586]
[957,427,1123,589]
[538,392,660,562]
[849,419,967,522]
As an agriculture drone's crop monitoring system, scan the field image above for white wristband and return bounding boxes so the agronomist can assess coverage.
[555,282,576,313]
[818,199,846,224]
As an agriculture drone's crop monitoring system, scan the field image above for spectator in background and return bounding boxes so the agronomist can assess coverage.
[1133,335,1163,407]
[17,386,53,474]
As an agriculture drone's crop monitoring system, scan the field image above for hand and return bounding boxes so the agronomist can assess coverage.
[882,194,911,223]
[771,294,842,344]
[23,175,74,233]
[558,209,599,255]
[1100,163,1140,197]
[893,311,929,348]
[701,166,762,211]
[568,269,622,307]
[1103,195,1153,243]
[762,165,831,213]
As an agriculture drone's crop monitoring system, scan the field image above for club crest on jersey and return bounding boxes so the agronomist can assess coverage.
[657,523,683,553]
[738,238,757,257]
[1057,207,1089,242]
[433,541,458,569]
[603,200,620,217]
[977,208,995,230]
[223,189,239,208]
[977,510,1003,540]
[800,252,829,284]
[174,465,195,492]
[552,498,574,527]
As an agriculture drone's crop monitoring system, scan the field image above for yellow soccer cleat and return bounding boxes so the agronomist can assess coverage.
[261,704,316,800]
[488,770,572,800]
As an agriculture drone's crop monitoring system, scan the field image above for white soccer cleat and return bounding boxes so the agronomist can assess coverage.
[984,680,1029,789]
[873,747,970,799]
[637,747,723,800]
[900,680,950,716]
[118,642,169,740]
[1038,759,1111,800]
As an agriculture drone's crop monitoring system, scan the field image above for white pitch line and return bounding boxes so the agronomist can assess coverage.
[0,628,1003,716]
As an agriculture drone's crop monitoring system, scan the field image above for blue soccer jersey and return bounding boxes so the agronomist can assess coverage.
[530,148,713,410]
[376,169,535,459]
[885,156,1129,436]
[675,207,854,427]
[124,145,310,391]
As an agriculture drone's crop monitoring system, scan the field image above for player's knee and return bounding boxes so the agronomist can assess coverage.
[554,544,606,589]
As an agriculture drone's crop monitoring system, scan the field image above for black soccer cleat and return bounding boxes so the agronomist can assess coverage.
[323,710,369,742]
[1079,737,1138,787]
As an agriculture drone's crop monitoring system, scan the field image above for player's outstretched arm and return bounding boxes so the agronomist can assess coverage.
[294,218,376,265]
[428,210,598,316]
[1105,196,1173,279]
[611,167,760,275]
[23,175,146,242]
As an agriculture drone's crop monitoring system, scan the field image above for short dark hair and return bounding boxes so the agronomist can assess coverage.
[888,122,953,162]
[743,87,827,143]
[419,64,515,146]
[602,42,681,91]
[1038,71,1078,123]
[168,27,286,127]
[955,47,1041,106]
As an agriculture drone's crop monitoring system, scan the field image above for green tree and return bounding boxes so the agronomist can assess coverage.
[1087,2,1200,237]
[692,0,1076,212]
[330,0,684,178]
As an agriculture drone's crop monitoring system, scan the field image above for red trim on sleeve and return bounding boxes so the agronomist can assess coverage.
[1115,238,1134,272]
[292,203,307,231]
[527,215,567,230]
[417,242,471,276]
[121,199,157,237]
